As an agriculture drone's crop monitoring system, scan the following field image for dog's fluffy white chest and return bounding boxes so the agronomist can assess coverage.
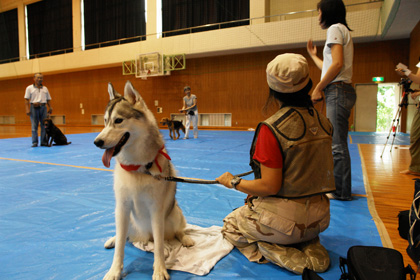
[115,167,165,192]
[113,165,176,210]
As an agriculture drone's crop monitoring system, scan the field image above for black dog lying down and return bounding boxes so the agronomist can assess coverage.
[43,118,72,147]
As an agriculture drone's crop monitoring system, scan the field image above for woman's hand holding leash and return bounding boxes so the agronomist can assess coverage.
[216,172,234,189]
[179,109,188,115]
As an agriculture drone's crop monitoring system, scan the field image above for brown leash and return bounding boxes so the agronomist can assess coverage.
[162,170,253,185]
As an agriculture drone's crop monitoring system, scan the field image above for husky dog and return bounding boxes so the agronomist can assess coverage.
[94,81,194,280]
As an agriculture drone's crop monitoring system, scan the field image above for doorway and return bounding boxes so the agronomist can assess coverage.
[376,83,400,132]
[354,83,400,132]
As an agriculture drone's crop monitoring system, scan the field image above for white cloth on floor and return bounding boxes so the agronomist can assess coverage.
[132,224,234,276]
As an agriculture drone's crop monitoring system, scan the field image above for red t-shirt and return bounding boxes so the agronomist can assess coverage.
[252,124,283,169]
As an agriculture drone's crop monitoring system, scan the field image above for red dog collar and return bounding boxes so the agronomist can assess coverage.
[120,146,171,173]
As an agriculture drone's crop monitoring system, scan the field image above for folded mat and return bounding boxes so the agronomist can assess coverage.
[132,224,234,276]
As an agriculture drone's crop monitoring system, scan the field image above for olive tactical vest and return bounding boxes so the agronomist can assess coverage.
[250,106,335,198]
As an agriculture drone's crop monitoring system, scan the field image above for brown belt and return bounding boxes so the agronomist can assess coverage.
[32,103,46,108]
[329,81,352,86]
[247,193,326,207]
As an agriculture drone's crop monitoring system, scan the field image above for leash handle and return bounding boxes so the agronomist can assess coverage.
[165,170,253,185]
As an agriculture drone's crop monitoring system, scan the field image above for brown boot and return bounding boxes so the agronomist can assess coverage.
[297,237,330,273]
[257,241,312,275]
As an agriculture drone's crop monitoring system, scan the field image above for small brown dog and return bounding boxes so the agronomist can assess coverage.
[43,118,72,146]
[160,117,185,140]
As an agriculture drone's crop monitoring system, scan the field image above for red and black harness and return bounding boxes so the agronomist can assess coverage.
[120,146,171,173]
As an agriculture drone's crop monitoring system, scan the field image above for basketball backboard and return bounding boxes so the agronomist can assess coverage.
[136,52,164,78]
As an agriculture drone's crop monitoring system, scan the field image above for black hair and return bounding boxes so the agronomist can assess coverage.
[263,79,313,113]
[317,0,352,31]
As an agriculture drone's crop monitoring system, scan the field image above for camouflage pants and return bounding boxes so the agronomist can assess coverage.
[222,195,331,274]
[410,110,420,173]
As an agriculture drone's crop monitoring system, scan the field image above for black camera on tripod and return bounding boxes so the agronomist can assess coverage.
[399,77,414,94]
[397,78,414,108]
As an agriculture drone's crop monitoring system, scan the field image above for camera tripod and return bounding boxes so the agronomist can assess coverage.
[380,79,413,158]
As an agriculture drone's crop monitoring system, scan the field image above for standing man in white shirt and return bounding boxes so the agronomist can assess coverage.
[24,73,53,147]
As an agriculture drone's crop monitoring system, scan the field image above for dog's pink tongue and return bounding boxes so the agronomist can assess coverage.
[102,147,115,168]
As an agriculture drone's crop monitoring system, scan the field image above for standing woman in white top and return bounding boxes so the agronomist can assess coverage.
[307,0,356,201]
[179,86,198,139]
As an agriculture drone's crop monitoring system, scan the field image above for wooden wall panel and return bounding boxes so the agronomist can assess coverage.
[410,21,420,70]
[0,39,410,129]
[354,39,410,84]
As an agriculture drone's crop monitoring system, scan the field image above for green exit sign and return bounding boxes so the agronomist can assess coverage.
[372,77,384,82]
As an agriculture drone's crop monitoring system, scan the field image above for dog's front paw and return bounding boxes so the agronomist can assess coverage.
[181,235,195,247]
[152,267,170,280]
[104,236,116,249]
[103,267,122,280]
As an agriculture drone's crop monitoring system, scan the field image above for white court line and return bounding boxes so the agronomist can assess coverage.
[0,157,113,172]
[357,144,393,248]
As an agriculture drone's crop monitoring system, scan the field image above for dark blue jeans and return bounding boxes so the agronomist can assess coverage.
[30,104,48,145]
[325,83,356,199]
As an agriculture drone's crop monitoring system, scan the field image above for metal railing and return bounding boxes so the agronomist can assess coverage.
[0,0,382,65]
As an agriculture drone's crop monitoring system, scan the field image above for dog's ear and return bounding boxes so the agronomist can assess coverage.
[108,83,121,100]
[124,81,148,109]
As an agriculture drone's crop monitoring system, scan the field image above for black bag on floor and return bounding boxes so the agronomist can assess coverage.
[397,178,420,262]
[408,179,420,264]
[399,209,410,240]
[339,246,416,280]
[302,268,324,280]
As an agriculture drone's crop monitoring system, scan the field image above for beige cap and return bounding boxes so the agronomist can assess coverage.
[266,53,310,93]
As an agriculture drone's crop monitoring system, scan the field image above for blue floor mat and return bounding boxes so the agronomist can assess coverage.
[0,130,382,280]
[349,131,410,145]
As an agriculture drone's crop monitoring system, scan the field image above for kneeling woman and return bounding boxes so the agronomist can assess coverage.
[216,53,335,274]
